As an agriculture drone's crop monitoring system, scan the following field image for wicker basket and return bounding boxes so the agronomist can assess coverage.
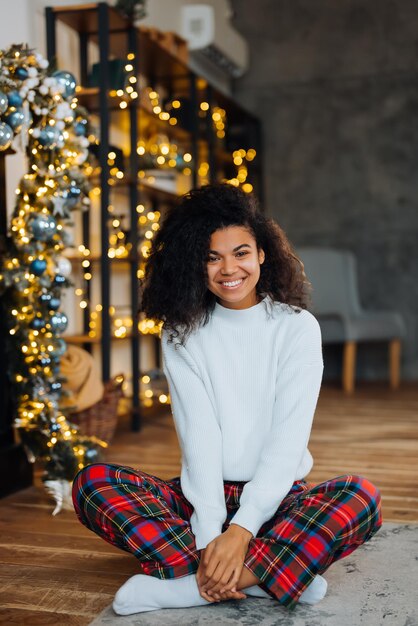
[69,375,124,443]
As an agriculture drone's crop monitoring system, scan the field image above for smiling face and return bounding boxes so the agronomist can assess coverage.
[206,226,265,310]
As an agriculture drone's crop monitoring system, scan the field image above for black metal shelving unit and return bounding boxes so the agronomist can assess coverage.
[45,1,263,432]
[46,2,143,428]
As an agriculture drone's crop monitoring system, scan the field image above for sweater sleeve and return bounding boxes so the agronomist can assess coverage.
[229,314,323,538]
[161,331,227,549]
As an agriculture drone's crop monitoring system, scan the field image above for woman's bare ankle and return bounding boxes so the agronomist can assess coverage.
[236,567,260,590]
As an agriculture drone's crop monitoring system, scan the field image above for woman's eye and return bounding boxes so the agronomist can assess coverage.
[208,256,219,262]
[236,251,248,257]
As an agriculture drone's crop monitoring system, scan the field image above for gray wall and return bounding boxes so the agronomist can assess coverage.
[231,0,418,381]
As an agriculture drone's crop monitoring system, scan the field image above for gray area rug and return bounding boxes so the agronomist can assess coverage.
[89,522,418,626]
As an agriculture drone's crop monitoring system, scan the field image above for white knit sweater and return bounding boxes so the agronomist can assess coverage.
[161,297,323,550]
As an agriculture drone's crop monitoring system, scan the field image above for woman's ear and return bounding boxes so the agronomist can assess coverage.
[259,249,265,264]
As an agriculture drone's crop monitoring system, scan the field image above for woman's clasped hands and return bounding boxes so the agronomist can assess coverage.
[196,524,253,602]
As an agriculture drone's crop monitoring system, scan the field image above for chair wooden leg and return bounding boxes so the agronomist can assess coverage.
[389,339,401,390]
[343,341,357,393]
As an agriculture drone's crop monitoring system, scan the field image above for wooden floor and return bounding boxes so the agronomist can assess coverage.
[1,384,417,625]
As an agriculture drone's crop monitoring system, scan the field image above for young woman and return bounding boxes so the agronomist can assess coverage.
[72,184,382,616]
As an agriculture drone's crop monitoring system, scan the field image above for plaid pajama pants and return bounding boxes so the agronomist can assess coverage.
[72,463,382,609]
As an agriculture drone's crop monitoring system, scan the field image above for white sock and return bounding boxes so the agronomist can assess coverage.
[112,573,209,616]
[299,574,328,604]
[245,574,327,605]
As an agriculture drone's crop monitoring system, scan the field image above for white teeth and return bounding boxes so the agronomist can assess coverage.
[222,279,242,287]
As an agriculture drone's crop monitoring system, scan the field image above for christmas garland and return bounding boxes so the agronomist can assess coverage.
[0,44,106,512]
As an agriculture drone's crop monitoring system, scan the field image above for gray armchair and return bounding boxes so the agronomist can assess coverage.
[297,247,406,393]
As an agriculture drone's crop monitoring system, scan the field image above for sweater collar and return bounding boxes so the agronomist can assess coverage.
[213,296,270,322]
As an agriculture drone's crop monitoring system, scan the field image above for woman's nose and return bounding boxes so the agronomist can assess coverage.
[220,258,237,275]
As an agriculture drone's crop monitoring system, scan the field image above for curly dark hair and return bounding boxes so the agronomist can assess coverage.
[140,184,310,343]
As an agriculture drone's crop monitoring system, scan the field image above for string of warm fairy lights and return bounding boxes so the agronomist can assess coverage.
[70,201,168,408]
[136,135,193,179]
[140,372,170,408]
[226,148,257,193]
[105,52,258,191]
[71,204,162,316]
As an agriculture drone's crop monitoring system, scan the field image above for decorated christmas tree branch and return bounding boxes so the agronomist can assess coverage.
[0,44,106,510]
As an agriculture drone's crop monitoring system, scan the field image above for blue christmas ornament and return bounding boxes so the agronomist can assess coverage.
[30,317,46,330]
[52,338,67,358]
[15,67,29,80]
[50,311,68,333]
[63,184,81,208]
[0,122,13,151]
[29,213,57,241]
[48,297,61,310]
[85,448,99,462]
[4,109,25,132]
[74,119,87,136]
[50,381,62,392]
[53,274,66,286]
[52,70,76,99]
[39,355,52,366]
[40,293,52,305]
[38,124,62,148]
[0,91,8,114]
[29,259,47,276]
[7,91,22,108]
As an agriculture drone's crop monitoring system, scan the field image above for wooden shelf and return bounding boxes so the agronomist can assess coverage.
[65,333,130,344]
[139,180,180,203]
[64,252,133,264]
[120,107,192,144]
[64,333,102,344]
[64,332,158,344]
[88,175,181,203]
[51,3,128,33]
[137,28,190,81]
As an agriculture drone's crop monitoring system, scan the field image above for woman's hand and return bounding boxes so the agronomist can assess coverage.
[196,524,253,601]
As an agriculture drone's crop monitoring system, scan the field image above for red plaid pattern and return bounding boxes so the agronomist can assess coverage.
[73,464,382,609]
